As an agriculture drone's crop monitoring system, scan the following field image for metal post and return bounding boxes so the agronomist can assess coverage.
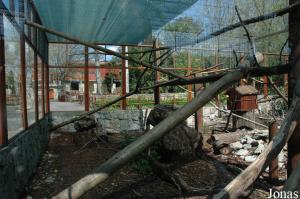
[121,46,127,110]
[34,51,38,121]
[84,46,89,111]
[19,0,28,128]
[288,0,300,176]
[32,11,38,121]
[263,76,268,99]
[0,12,8,145]
[9,0,15,17]
[25,0,31,39]
[284,55,289,94]
[194,74,203,132]
[173,54,176,68]
[263,55,268,99]
[215,50,221,117]
[269,121,279,182]
[41,62,45,116]
[154,43,160,105]
[45,63,50,113]
[187,51,193,102]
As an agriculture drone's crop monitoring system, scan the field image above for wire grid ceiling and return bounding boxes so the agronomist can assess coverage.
[155,0,289,56]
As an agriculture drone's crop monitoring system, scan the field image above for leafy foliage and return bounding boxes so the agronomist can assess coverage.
[164,16,202,34]
[121,134,160,174]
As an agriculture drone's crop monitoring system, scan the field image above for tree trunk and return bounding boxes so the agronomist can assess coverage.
[283,160,300,192]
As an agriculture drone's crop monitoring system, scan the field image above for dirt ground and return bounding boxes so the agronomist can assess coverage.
[23,131,272,199]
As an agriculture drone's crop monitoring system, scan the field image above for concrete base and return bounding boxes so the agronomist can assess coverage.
[0,115,50,199]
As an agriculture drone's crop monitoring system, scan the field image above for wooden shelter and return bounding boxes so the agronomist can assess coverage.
[227,85,258,112]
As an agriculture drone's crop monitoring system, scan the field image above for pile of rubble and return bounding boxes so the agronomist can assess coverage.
[209,129,287,169]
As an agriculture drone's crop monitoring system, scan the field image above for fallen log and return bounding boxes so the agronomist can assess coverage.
[209,130,262,155]
[209,131,256,146]
[52,69,247,199]
[213,81,300,199]
[208,131,257,155]
[283,160,300,192]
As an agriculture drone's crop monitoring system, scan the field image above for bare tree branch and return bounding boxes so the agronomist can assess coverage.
[191,1,300,46]
[25,21,187,80]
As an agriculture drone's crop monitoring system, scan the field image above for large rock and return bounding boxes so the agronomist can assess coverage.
[74,116,96,132]
[254,144,265,154]
[245,155,258,162]
[235,149,249,156]
[230,141,243,150]
[240,135,255,145]
[146,104,202,161]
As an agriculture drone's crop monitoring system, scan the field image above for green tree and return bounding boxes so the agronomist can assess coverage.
[164,16,202,34]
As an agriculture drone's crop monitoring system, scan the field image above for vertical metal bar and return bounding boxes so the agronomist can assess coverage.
[215,50,220,117]
[154,43,160,105]
[0,12,8,145]
[187,51,193,102]
[84,46,89,111]
[193,80,198,131]
[45,63,50,113]
[288,0,300,176]
[41,62,45,116]
[263,54,268,99]
[263,76,268,99]
[173,54,176,68]
[32,10,38,121]
[104,45,106,64]
[26,0,31,40]
[269,121,279,182]
[284,56,289,94]
[9,0,15,17]
[19,0,28,128]
[33,50,38,121]
[195,74,203,132]
[121,46,127,110]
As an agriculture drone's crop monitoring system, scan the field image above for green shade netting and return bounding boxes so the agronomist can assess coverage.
[33,0,197,45]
